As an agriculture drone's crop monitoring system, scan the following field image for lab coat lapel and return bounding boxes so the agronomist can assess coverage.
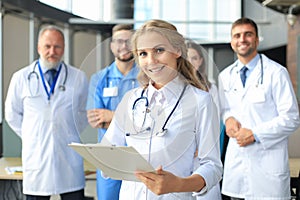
[241,64,261,99]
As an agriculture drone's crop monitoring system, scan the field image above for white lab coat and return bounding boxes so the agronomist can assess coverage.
[218,54,300,200]
[104,76,223,200]
[209,83,220,116]
[197,83,222,200]
[5,60,89,196]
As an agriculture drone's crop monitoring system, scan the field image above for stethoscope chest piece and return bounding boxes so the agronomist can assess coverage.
[59,85,66,91]
[156,129,167,137]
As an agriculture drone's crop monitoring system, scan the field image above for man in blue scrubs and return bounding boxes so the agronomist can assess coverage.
[86,24,139,200]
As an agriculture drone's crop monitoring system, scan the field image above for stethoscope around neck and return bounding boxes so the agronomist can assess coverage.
[244,54,263,85]
[27,60,68,97]
[127,84,187,137]
[257,54,264,85]
[229,54,264,90]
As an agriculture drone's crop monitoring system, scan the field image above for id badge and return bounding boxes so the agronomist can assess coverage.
[103,87,118,97]
[43,106,52,121]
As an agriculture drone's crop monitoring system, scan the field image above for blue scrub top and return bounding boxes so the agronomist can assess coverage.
[86,62,139,141]
[86,62,139,200]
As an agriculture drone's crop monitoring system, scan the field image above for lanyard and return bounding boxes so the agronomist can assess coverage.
[37,60,62,101]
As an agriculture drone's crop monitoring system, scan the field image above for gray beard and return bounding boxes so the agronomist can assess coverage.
[39,57,60,69]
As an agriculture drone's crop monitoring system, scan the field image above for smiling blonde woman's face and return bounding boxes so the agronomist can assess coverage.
[136,31,180,89]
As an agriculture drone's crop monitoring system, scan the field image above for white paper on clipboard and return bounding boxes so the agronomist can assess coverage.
[68,142,155,182]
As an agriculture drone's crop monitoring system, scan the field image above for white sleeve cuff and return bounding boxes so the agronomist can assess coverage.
[100,171,109,179]
[192,185,208,196]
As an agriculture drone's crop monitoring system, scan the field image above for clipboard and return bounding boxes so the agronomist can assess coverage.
[68,142,155,182]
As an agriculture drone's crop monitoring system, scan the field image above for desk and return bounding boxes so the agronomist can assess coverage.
[0,157,96,180]
[290,158,300,199]
[0,157,96,200]
[0,157,23,199]
[0,157,22,180]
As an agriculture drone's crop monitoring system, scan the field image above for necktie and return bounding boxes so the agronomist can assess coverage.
[46,69,57,86]
[240,66,248,87]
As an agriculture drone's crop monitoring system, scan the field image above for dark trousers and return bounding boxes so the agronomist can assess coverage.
[26,189,84,200]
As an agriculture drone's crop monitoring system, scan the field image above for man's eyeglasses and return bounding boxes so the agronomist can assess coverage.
[112,39,131,46]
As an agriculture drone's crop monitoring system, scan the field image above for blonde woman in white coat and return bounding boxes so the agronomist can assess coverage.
[104,19,223,200]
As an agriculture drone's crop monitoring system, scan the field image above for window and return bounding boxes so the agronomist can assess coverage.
[133,0,241,43]
[38,0,241,43]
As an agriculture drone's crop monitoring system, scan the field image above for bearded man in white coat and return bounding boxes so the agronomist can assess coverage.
[5,25,88,200]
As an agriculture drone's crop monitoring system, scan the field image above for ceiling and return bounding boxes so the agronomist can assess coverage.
[255,0,300,14]
[1,0,116,33]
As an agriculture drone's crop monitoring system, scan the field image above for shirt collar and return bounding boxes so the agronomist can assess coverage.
[237,54,260,72]
[147,76,186,105]
[108,62,138,80]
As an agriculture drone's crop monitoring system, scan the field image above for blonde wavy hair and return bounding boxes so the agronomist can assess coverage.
[131,19,208,91]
